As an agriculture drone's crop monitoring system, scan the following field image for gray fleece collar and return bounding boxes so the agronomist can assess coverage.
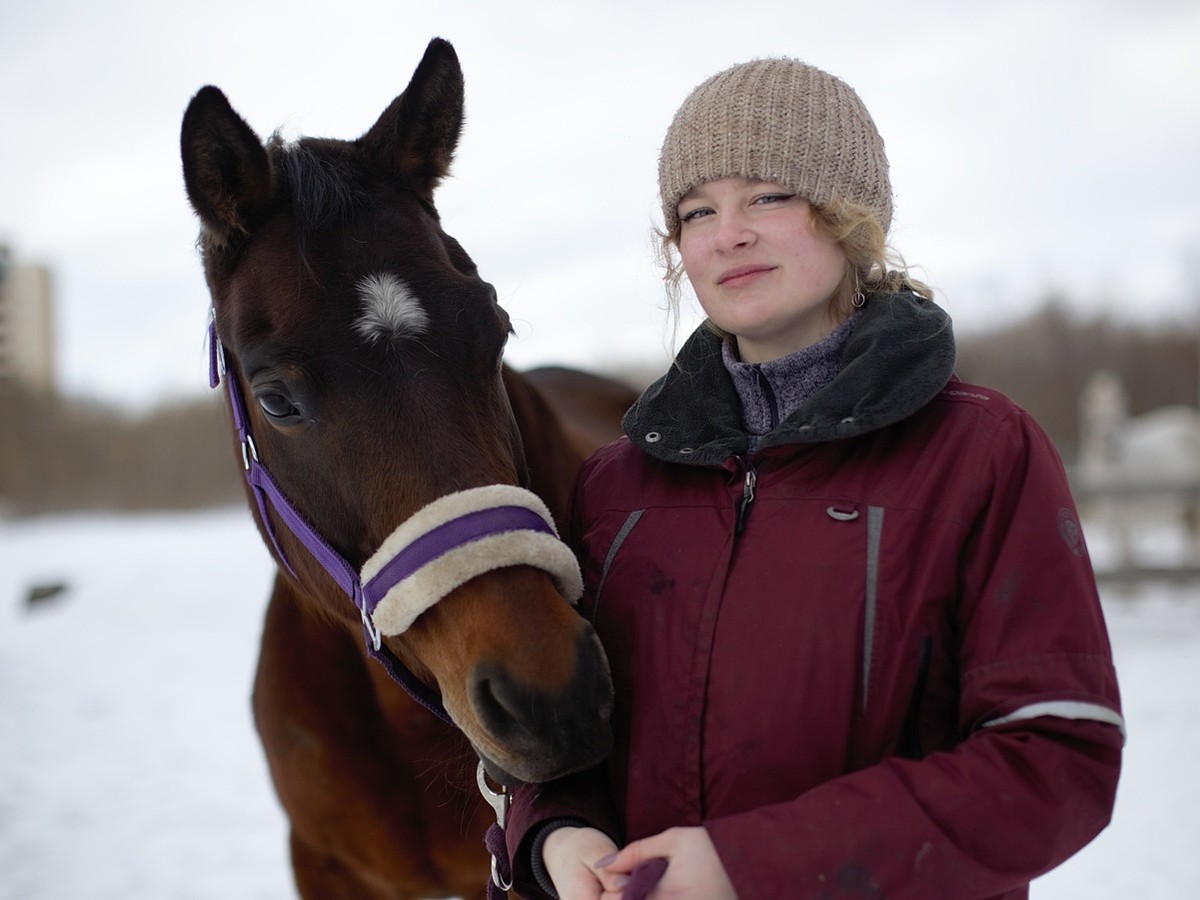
[723,316,858,445]
[622,291,956,465]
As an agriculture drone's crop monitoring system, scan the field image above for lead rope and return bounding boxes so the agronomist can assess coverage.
[477,762,513,897]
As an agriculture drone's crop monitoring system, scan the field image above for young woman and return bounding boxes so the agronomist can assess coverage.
[505,57,1123,899]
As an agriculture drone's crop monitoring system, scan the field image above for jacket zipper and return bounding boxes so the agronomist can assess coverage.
[752,367,780,431]
[735,463,757,535]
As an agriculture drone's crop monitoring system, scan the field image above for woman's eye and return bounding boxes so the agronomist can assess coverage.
[754,192,794,206]
[257,392,300,421]
[679,206,712,224]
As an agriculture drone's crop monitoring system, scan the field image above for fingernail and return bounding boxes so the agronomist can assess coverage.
[594,852,617,868]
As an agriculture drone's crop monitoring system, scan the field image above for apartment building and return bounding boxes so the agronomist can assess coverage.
[0,244,55,393]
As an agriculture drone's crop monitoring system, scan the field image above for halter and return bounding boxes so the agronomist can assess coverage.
[205,315,582,724]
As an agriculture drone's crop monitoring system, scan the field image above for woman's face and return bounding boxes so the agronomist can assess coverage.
[677,177,846,363]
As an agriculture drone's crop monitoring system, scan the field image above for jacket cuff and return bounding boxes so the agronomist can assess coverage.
[505,767,622,896]
[527,817,590,898]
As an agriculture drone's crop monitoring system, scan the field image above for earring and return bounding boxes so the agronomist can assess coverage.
[852,271,866,309]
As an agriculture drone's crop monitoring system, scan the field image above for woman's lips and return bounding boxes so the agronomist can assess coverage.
[718,264,774,286]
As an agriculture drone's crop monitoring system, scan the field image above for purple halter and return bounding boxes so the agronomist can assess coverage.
[206,318,578,725]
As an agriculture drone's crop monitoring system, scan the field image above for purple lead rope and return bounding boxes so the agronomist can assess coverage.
[621,858,668,900]
[484,823,512,900]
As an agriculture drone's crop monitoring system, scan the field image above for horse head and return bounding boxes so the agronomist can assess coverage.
[180,38,612,785]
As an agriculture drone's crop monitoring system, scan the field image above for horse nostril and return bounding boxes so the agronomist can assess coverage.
[468,630,614,757]
[470,669,531,743]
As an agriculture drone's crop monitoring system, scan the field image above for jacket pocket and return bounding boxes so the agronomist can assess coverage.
[897,636,934,759]
[590,509,644,620]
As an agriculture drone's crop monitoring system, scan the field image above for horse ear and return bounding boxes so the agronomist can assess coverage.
[181,86,273,245]
[360,37,464,197]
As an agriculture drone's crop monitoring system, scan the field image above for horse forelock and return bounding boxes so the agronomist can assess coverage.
[201,136,368,268]
[270,135,366,246]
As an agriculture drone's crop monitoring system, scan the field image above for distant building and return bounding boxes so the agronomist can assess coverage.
[0,244,55,393]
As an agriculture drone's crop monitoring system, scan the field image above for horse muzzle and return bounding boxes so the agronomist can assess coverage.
[361,484,614,784]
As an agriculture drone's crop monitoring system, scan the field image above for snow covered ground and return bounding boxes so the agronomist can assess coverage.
[1,509,1197,898]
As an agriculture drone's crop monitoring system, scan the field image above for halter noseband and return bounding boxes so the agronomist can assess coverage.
[206,317,582,723]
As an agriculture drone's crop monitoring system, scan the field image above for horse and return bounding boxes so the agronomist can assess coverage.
[181,38,639,899]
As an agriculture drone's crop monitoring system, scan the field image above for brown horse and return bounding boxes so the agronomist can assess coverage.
[181,38,637,899]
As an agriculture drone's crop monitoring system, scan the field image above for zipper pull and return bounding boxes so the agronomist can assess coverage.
[736,465,757,535]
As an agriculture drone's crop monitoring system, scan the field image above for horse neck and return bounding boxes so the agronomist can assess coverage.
[501,368,584,529]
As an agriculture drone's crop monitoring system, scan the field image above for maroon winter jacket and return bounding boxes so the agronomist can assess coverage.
[508,294,1123,899]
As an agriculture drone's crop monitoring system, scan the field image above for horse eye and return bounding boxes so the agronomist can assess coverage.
[257,392,300,422]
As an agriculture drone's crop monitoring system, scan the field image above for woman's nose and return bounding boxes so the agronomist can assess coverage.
[714,210,754,251]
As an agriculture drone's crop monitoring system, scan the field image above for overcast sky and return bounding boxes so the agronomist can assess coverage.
[2,0,1198,410]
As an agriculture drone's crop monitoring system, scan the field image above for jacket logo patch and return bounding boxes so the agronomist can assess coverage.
[1057,508,1086,557]
[943,388,991,402]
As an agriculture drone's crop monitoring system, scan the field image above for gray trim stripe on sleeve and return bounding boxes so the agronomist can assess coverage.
[983,700,1126,739]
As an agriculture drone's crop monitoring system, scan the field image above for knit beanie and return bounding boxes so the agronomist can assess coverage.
[657,58,892,236]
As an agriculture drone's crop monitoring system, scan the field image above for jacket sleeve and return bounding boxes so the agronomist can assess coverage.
[704,407,1123,899]
[505,456,623,899]
[504,766,622,899]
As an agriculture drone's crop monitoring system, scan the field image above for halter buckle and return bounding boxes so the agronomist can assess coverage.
[361,602,382,651]
[241,434,259,471]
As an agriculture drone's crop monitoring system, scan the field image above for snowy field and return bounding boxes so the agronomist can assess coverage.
[1,509,1197,899]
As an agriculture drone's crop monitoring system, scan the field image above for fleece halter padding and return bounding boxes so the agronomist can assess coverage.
[361,484,583,637]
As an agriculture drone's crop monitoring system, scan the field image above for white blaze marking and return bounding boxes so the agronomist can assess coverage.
[354,273,430,343]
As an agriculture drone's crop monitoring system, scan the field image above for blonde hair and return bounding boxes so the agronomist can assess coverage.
[656,196,932,347]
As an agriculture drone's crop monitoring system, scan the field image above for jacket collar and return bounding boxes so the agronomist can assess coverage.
[622,291,956,465]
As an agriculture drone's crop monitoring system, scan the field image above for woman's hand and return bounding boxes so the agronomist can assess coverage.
[596,826,736,899]
[543,825,621,899]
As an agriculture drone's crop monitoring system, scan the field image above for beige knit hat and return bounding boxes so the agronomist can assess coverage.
[657,57,892,236]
